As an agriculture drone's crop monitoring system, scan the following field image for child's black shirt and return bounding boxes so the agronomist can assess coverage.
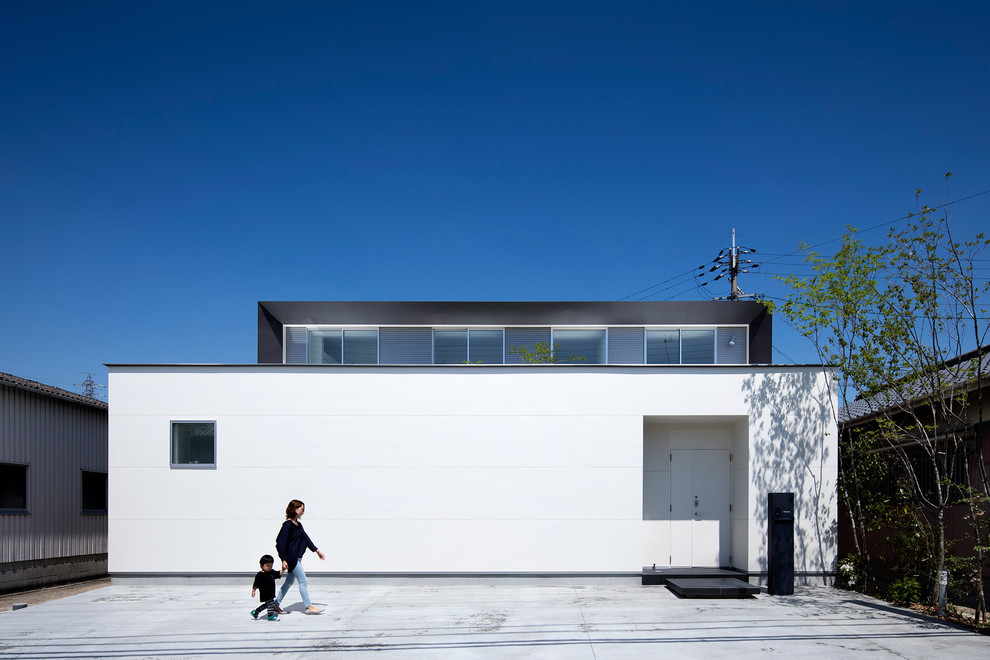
[252,569,282,601]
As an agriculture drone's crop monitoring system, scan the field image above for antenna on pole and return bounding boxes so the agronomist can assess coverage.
[698,228,761,301]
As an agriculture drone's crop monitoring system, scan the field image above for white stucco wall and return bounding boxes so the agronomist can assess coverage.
[108,365,836,577]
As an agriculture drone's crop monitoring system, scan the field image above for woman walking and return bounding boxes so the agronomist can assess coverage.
[275,499,325,614]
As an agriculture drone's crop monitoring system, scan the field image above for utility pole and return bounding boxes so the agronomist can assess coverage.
[729,228,743,301]
[700,228,760,301]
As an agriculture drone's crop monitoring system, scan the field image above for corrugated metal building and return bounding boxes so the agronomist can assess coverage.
[1,372,108,592]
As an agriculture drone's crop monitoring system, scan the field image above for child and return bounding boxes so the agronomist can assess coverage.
[250,554,282,621]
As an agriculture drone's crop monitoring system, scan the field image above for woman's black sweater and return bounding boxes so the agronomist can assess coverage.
[275,519,318,571]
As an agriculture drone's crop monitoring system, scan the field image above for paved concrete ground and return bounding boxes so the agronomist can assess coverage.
[0,577,110,612]
[0,582,985,658]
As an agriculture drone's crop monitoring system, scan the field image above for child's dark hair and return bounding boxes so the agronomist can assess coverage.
[259,554,274,567]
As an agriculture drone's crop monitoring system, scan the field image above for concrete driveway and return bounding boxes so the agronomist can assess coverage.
[0,582,984,658]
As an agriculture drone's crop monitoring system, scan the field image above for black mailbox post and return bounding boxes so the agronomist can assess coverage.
[768,492,794,595]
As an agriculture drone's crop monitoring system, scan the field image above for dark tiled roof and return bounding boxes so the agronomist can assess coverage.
[839,398,873,423]
[0,372,108,409]
[838,347,990,425]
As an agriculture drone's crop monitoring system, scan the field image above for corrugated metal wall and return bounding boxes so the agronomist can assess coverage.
[0,385,108,563]
[284,327,308,363]
[607,327,645,364]
[717,327,749,364]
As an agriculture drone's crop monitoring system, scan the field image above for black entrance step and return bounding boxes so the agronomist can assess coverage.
[642,566,748,585]
[665,577,760,598]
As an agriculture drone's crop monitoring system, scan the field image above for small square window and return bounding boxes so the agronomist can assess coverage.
[171,421,216,468]
[0,463,28,512]
[81,471,107,513]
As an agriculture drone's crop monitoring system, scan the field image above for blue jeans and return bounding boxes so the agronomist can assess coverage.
[276,560,311,608]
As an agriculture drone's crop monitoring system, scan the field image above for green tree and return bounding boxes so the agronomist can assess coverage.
[508,341,586,364]
[769,179,990,617]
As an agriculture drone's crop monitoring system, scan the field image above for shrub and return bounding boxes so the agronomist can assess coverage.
[836,555,861,590]
[887,576,921,606]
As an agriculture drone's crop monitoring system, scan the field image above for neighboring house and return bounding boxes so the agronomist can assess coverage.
[108,301,837,584]
[1,373,108,592]
[838,346,990,599]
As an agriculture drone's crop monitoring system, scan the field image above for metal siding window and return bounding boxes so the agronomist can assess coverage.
[81,471,107,513]
[0,462,28,512]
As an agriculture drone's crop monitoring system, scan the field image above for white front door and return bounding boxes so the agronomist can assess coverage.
[670,449,730,567]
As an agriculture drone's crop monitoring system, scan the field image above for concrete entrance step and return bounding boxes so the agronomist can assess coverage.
[665,577,761,598]
[642,566,748,586]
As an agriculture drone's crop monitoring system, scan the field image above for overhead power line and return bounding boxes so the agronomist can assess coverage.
[617,269,702,301]
[619,186,990,304]
[619,229,763,302]
[760,186,990,267]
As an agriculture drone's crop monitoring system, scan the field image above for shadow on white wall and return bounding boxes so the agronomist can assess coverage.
[742,370,838,582]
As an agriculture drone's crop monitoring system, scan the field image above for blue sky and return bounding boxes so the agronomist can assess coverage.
[3,1,989,398]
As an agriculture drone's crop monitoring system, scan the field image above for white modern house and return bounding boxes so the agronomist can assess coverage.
[108,301,837,583]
